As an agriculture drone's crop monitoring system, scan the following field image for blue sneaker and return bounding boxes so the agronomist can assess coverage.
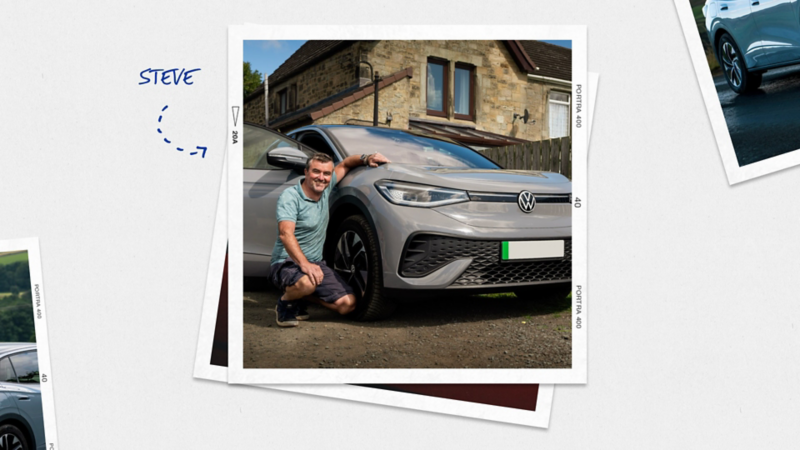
[275,300,299,327]
[296,301,310,321]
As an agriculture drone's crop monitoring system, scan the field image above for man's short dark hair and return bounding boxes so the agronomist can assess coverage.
[306,152,333,170]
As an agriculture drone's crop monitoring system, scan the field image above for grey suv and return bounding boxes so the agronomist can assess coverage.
[244,123,572,320]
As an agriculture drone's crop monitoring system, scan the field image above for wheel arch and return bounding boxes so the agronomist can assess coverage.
[711,26,729,62]
[326,196,383,265]
[327,195,397,320]
[0,413,36,449]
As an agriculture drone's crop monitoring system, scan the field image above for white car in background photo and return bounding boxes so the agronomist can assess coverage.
[704,0,800,93]
[0,343,44,450]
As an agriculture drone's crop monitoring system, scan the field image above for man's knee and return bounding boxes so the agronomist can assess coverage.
[334,294,356,315]
[288,275,315,297]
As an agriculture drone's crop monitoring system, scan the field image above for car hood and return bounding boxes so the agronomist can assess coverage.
[377,164,571,194]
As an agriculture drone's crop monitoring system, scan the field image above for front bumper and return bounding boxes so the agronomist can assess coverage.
[368,191,572,291]
[400,233,571,288]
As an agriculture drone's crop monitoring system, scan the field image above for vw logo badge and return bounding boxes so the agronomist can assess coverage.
[517,191,536,213]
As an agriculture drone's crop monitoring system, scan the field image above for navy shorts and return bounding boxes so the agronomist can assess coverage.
[269,257,354,304]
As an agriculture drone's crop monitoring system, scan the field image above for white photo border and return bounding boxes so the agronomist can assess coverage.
[193,158,229,383]
[0,238,59,449]
[228,25,588,383]
[673,0,800,184]
[191,152,555,428]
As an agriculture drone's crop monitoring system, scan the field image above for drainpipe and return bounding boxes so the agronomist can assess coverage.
[358,61,380,127]
[373,71,380,127]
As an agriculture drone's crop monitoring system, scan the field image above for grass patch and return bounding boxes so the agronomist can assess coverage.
[476,292,516,299]
[0,251,28,266]
[691,5,704,22]
[477,290,572,317]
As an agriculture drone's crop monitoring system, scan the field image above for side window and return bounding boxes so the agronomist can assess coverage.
[9,351,38,383]
[243,126,303,170]
[0,357,16,383]
[297,132,339,162]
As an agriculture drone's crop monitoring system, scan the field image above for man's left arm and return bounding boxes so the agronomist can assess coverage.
[333,153,390,186]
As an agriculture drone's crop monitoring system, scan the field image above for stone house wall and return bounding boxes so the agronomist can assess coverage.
[243,89,267,126]
[267,43,361,120]
[263,41,569,141]
[314,77,412,130]
[359,40,557,141]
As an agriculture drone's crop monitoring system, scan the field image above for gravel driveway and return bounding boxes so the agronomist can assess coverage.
[243,281,572,369]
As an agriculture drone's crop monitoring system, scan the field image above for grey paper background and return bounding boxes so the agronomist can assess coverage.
[1,1,797,448]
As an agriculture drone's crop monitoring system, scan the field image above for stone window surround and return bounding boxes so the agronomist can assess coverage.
[276,84,299,116]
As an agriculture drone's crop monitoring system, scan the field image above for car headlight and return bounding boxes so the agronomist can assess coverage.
[375,180,469,207]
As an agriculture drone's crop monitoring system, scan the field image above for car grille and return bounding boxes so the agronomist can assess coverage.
[467,192,571,204]
[399,234,571,286]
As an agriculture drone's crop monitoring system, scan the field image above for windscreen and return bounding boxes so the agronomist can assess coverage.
[326,127,500,169]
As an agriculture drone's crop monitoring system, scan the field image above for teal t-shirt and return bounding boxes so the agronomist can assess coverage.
[271,171,337,265]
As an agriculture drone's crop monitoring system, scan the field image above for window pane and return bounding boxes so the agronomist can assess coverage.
[9,351,38,383]
[0,357,16,383]
[549,101,570,138]
[454,67,470,116]
[549,91,570,103]
[327,127,500,169]
[243,125,302,169]
[427,62,444,111]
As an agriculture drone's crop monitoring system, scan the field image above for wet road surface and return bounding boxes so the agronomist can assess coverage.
[716,64,800,166]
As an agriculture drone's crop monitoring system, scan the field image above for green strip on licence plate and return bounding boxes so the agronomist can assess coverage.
[502,241,509,260]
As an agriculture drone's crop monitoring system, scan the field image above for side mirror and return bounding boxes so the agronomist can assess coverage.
[267,148,308,173]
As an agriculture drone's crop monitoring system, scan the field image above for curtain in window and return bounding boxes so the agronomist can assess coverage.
[548,92,570,138]
[454,67,470,116]
[427,63,444,111]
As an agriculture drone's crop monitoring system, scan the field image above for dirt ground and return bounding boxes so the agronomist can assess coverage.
[243,281,572,369]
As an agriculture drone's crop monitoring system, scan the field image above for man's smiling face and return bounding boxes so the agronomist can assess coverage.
[304,159,334,196]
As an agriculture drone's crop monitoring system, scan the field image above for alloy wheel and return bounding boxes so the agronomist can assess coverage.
[333,230,369,298]
[721,41,742,89]
[0,433,24,450]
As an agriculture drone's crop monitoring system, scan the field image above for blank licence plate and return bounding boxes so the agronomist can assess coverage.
[502,240,564,261]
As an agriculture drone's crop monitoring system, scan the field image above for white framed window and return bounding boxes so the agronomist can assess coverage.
[548,91,570,138]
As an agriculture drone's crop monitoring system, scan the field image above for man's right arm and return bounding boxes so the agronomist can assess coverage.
[279,220,324,286]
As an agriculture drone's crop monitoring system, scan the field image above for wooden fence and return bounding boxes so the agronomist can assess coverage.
[479,136,571,179]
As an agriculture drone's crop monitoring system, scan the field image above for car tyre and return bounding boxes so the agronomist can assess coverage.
[514,282,571,304]
[0,424,30,450]
[718,33,762,94]
[327,214,396,321]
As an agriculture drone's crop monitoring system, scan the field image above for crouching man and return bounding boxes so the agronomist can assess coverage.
[270,151,389,327]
